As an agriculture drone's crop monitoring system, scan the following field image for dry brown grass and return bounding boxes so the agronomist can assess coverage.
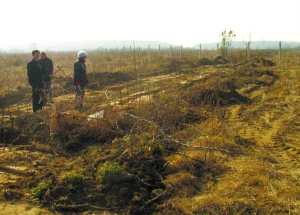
[165,155,300,214]
[155,51,300,214]
[165,154,196,173]
[1,49,300,214]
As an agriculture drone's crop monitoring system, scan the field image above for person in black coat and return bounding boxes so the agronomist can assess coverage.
[27,50,45,112]
[74,50,88,110]
[38,52,53,100]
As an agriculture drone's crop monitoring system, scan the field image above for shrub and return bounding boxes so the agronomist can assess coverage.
[97,161,127,186]
[33,178,53,199]
[60,171,84,193]
[213,55,228,64]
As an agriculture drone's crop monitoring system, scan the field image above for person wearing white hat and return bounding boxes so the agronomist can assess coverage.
[74,50,88,110]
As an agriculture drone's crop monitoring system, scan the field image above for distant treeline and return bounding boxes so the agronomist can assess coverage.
[1,40,299,53]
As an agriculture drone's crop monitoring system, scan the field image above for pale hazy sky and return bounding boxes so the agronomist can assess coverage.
[1,0,299,49]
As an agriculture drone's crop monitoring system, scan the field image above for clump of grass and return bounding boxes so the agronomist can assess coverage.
[97,161,127,186]
[33,178,53,199]
[61,171,84,193]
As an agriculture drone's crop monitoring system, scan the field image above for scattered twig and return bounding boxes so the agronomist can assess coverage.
[54,66,68,78]
[104,88,112,100]
[162,150,205,162]
[32,122,46,133]
[171,139,236,155]
[124,110,236,155]
[133,175,156,187]
[146,187,173,205]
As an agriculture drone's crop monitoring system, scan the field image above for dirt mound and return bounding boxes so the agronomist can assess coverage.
[15,112,51,143]
[164,58,197,73]
[0,127,28,144]
[252,57,276,67]
[213,55,228,64]
[88,71,132,84]
[86,71,133,90]
[187,89,250,106]
[20,147,169,214]
[233,68,279,90]
[0,127,19,143]
[50,108,133,152]
[0,86,31,108]
[196,58,213,66]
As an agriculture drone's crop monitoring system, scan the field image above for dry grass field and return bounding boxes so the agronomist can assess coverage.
[0,48,300,214]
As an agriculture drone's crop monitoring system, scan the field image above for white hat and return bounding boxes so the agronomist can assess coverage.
[78,50,87,58]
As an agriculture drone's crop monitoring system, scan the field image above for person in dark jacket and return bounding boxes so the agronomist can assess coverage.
[74,50,88,110]
[27,50,45,112]
[39,52,53,101]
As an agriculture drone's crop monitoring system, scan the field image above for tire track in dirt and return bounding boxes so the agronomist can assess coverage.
[230,67,300,172]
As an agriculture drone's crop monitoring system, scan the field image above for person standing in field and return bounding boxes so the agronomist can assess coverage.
[74,50,88,110]
[27,50,45,112]
[39,52,54,101]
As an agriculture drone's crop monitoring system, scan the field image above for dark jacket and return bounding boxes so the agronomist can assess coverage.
[38,57,53,81]
[74,59,88,86]
[27,59,44,89]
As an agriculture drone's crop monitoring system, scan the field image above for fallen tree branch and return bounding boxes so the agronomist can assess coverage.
[162,136,236,155]
[124,110,236,155]
[135,176,156,187]
[146,187,173,205]
[104,88,112,100]
[162,150,205,162]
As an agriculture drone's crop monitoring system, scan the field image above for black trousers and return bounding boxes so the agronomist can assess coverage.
[75,85,85,110]
[44,78,52,99]
[32,87,45,112]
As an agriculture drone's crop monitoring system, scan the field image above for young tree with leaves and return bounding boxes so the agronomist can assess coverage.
[220,29,236,57]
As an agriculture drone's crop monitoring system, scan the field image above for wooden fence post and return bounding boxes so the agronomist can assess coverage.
[247,43,250,59]
[180,45,182,58]
[138,46,140,58]
[170,45,173,58]
[199,44,201,59]
[279,41,281,62]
